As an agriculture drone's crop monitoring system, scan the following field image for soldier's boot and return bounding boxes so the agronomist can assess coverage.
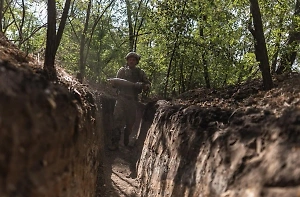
[124,128,130,146]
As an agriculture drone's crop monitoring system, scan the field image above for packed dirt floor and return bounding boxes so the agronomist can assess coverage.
[102,142,140,196]
[1,32,300,197]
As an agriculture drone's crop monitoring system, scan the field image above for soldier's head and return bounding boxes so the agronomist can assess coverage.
[125,52,140,68]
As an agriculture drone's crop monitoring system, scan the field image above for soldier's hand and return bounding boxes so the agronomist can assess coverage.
[134,82,144,90]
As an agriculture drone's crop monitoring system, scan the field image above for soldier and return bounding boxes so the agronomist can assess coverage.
[108,52,151,151]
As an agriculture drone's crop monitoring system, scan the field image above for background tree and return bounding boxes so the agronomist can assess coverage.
[76,0,115,82]
[276,0,300,74]
[125,0,134,51]
[0,0,3,32]
[0,0,46,55]
[78,0,92,82]
[44,0,71,80]
[248,0,273,90]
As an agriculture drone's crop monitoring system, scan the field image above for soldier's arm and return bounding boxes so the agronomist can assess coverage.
[107,67,126,89]
[140,69,151,91]
[116,67,125,78]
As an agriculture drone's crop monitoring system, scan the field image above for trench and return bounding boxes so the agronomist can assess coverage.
[99,95,300,197]
[1,56,300,197]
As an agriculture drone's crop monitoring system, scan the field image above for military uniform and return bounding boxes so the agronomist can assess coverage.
[110,65,151,149]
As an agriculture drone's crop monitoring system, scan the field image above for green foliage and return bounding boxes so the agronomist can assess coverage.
[3,0,47,54]
[2,0,299,97]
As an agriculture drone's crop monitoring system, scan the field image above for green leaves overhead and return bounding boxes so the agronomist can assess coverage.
[2,0,299,96]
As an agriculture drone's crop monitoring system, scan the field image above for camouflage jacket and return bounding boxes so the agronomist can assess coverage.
[116,65,151,100]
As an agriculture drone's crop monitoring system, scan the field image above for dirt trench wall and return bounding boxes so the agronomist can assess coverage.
[137,101,300,197]
[0,61,104,197]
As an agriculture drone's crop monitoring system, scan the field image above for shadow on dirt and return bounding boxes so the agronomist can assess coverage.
[99,95,157,196]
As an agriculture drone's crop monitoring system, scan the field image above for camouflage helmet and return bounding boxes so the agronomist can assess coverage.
[125,52,141,62]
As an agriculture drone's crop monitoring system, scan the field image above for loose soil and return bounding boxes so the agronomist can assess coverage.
[103,144,140,196]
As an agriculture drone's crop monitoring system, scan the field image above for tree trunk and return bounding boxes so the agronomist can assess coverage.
[17,0,25,48]
[125,0,134,51]
[56,0,71,52]
[0,0,3,32]
[133,0,149,51]
[44,0,71,81]
[163,0,187,98]
[44,0,57,81]
[78,0,92,83]
[75,0,114,82]
[270,17,283,74]
[200,26,210,89]
[179,56,185,94]
[249,0,273,90]
[187,63,196,90]
[276,0,300,74]
[164,40,178,98]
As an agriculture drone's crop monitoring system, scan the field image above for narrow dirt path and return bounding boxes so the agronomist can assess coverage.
[100,101,152,197]
[102,141,141,197]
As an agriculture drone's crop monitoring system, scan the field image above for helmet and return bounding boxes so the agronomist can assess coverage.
[125,52,141,62]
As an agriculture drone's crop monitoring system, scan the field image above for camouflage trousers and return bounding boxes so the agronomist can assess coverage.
[111,96,138,145]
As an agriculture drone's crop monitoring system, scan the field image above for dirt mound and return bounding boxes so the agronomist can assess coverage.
[137,73,300,196]
[0,34,104,197]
